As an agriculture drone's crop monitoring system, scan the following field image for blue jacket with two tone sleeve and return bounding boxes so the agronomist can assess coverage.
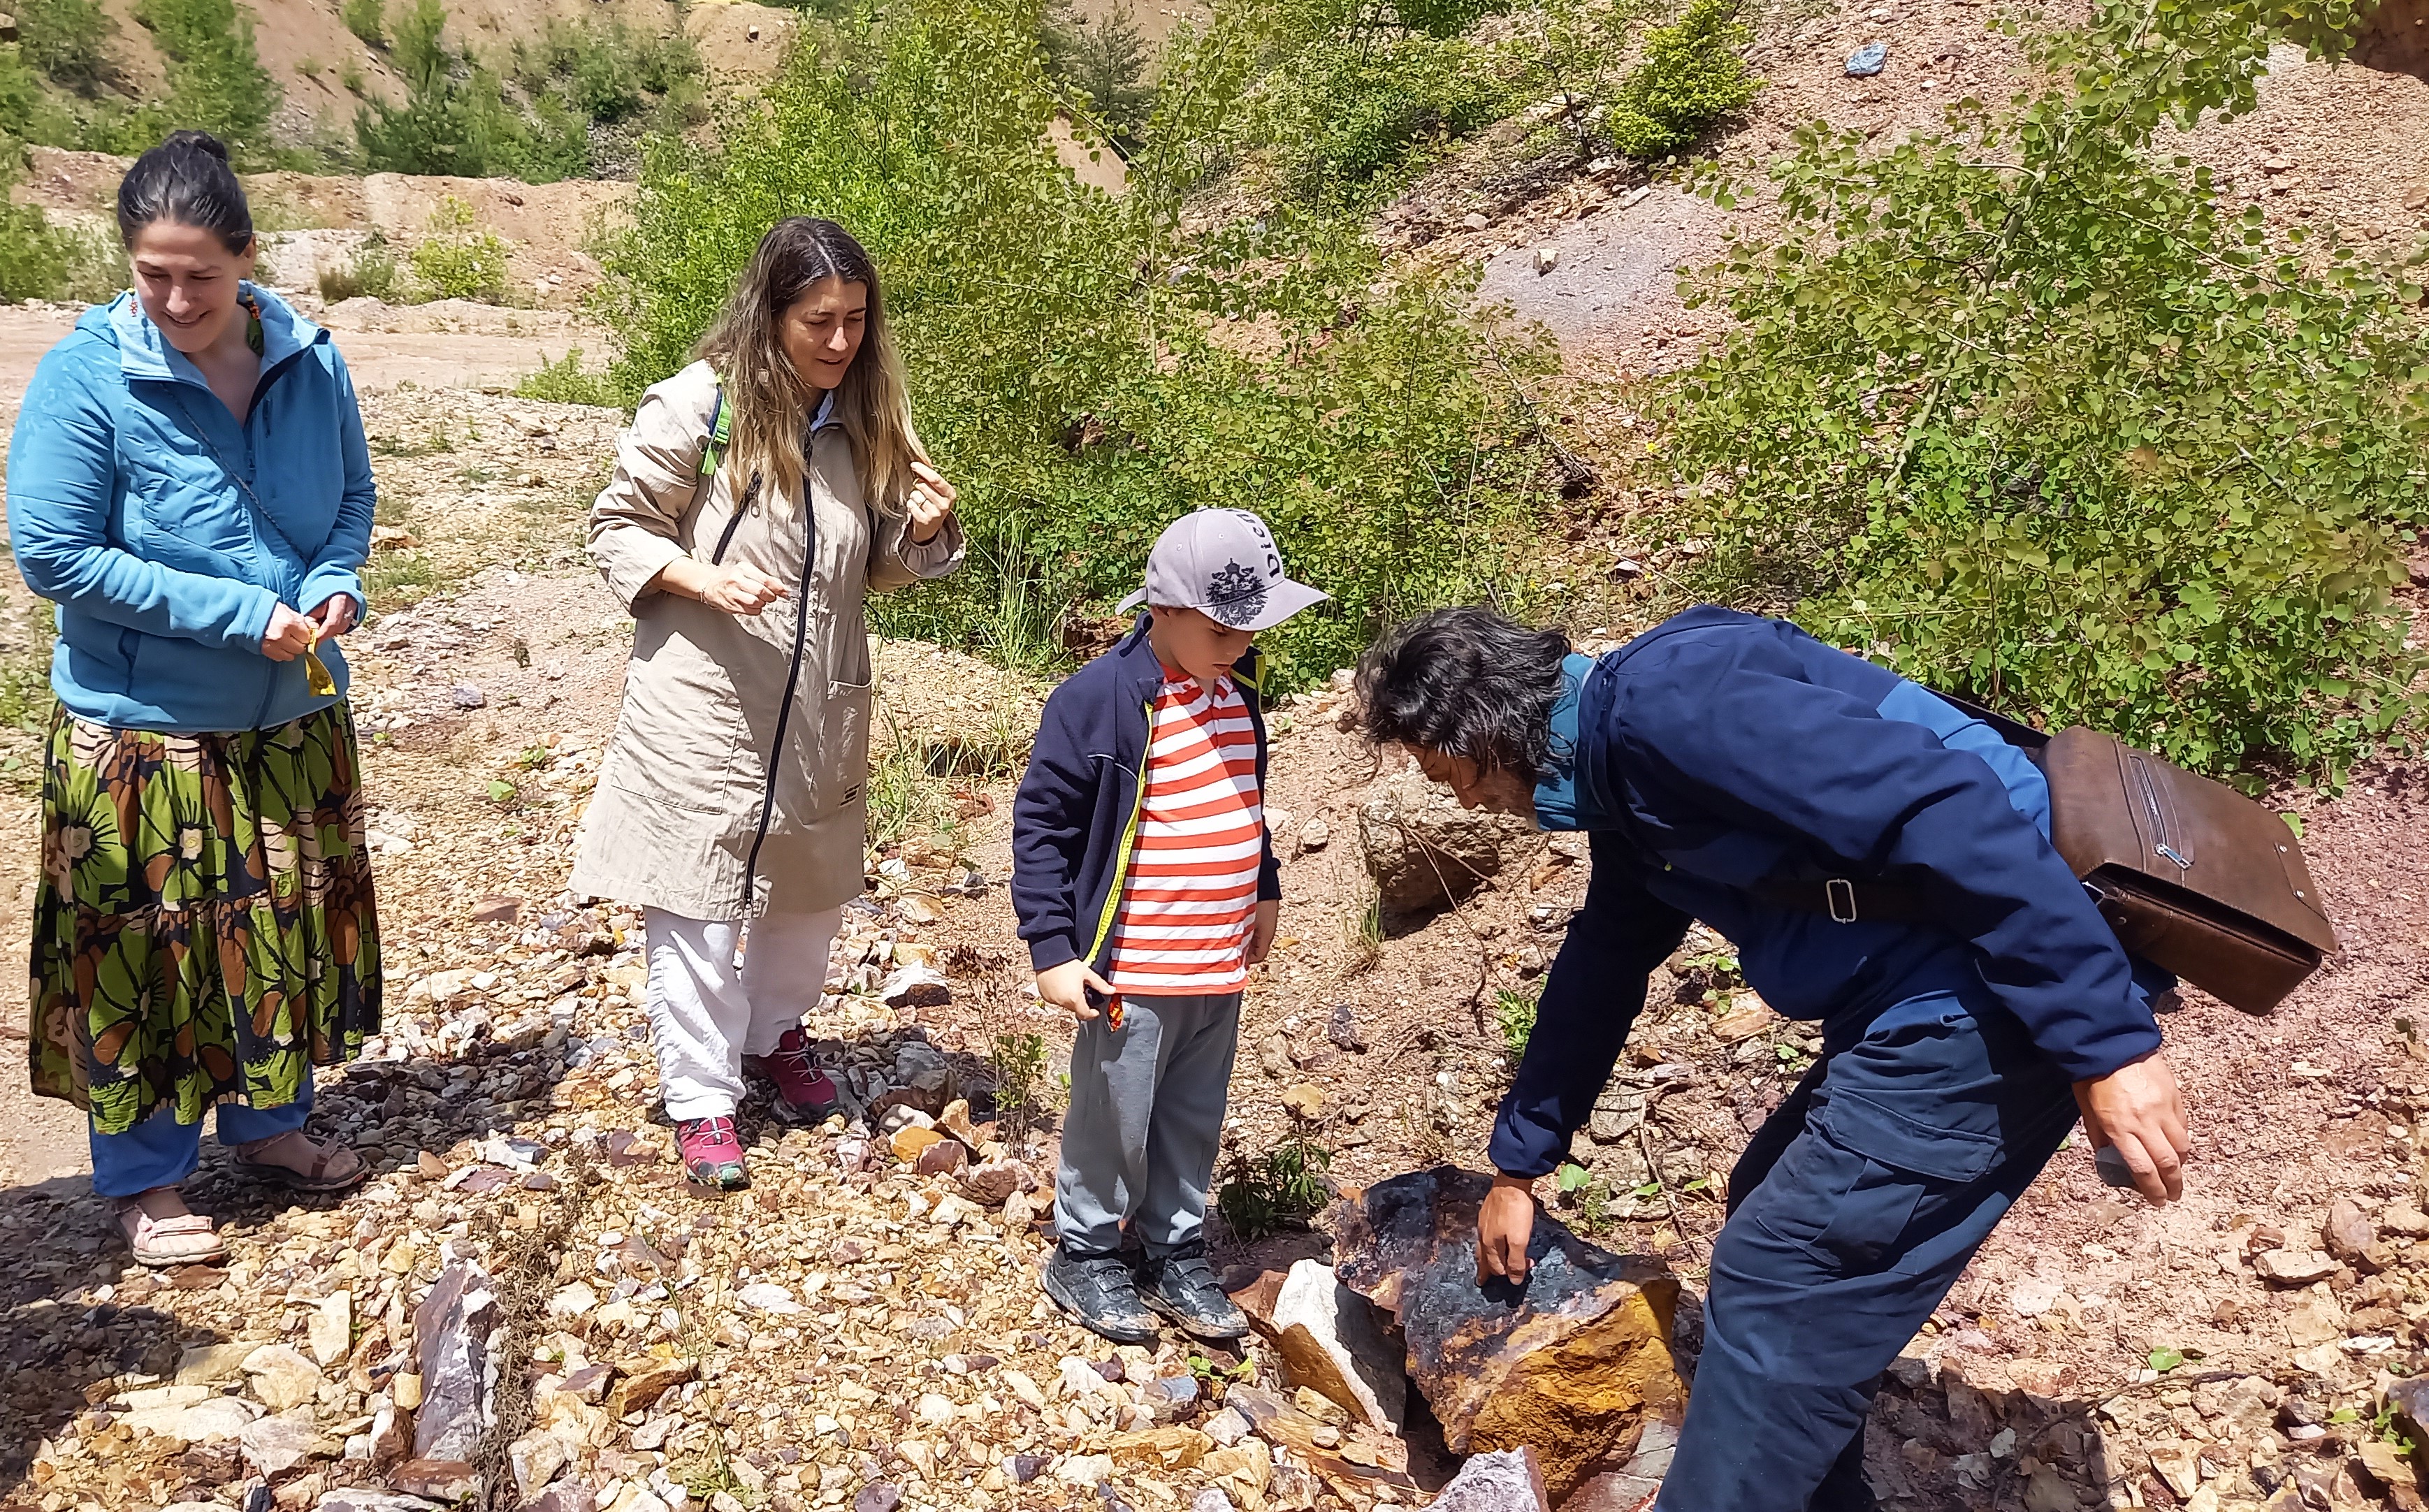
[1488,606,2163,1179]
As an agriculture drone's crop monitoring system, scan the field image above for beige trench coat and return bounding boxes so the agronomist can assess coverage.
[570,360,964,919]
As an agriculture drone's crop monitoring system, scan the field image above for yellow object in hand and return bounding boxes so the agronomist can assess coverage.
[303,624,337,698]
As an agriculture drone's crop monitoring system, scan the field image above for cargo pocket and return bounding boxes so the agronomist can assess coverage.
[1753,1090,2004,1277]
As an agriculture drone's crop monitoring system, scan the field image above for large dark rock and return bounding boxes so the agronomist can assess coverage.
[410,1260,500,1463]
[1335,1167,1685,1504]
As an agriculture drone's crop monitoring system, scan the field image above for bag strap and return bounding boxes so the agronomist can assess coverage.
[698,384,764,565]
[700,386,732,481]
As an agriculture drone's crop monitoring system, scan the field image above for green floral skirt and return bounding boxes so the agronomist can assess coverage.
[29,704,384,1135]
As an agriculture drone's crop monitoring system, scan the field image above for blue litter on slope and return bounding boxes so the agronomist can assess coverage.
[1847,41,1887,75]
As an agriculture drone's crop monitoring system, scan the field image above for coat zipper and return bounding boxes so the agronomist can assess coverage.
[739,496,817,909]
[161,345,319,730]
[709,474,762,565]
[1082,695,1157,971]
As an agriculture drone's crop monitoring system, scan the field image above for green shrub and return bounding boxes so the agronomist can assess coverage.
[1260,31,1511,198]
[407,196,509,302]
[133,0,282,164]
[356,0,590,182]
[597,0,1558,688]
[318,233,398,302]
[342,0,384,48]
[0,156,119,303]
[1602,0,1757,159]
[18,0,115,90]
[1216,1133,1333,1239]
[511,18,702,126]
[1660,0,2429,782]
[513,348,618,406]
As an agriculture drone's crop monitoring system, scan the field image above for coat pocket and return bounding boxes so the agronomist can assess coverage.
[1748,1089,2006,1277]
[814,676,873,810]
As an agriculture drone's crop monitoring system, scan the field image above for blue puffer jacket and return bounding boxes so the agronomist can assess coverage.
[6,286,375,734]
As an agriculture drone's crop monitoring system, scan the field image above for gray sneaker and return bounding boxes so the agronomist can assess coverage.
[1043,1247,1160,1345]
[1138,1244,1249,1341]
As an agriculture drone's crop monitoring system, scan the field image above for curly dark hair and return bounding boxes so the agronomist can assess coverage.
[1354,606,1572,783]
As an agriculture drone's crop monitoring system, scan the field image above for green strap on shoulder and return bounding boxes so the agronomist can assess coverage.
[700,387,732,479]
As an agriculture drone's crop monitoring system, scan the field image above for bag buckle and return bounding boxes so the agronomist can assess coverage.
[1825,878,1859,924]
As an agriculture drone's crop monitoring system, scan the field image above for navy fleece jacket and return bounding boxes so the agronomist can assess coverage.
[1488,606,2161,1178]
[1011,618,1283,979]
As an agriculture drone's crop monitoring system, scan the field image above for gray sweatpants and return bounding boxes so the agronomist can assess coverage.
[1054,991,1242,1259]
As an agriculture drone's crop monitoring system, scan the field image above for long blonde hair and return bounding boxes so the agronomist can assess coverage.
[693,217,925,516]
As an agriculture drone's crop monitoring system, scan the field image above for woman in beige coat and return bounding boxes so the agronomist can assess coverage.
[572,217,964,1188]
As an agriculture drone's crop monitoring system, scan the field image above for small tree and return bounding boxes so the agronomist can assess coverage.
[1040,0,1154,149]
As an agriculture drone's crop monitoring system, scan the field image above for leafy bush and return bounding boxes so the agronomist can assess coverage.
[511,18,702,126]
[17,0,115,90]
[133,0,282,164]
[317,233,398,303]
[355,0,590,182]
[1259,31,1511,198]
[1602,0,1757,159]
[985,1030,1050,1140]
[1216,1133,1333,1239]
[342,0,384,48]
[1659,0,2429,781]
[407,196,509,301]
[597,0,1559,687]
[514,348,618,406]
[0,159,120,304]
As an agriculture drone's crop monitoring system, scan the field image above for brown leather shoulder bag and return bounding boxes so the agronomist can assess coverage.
[2033,727,2337,1015]
[1753,703,2338,1014]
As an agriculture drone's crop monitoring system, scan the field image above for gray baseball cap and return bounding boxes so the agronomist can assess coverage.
[1117,508,1329,630]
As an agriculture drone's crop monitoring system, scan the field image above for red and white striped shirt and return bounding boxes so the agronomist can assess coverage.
[1106,671,1263,996]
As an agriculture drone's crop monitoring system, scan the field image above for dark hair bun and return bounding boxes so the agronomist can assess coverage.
[160,130,231,163]
[117,130,252,254]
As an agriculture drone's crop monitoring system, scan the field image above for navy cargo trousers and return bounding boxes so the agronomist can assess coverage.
[1654,980,2081,1512]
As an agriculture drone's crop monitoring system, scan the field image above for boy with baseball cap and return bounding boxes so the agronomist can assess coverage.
[1010,508,1327,1341]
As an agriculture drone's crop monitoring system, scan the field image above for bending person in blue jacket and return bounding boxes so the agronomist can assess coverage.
[1354,606,2189,1512]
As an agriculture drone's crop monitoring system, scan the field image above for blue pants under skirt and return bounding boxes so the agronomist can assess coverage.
[89,1077,317,1199]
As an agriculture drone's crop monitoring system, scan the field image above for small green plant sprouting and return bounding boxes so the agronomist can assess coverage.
[1494,987,1538,1061]
[516,744,551,769]
[1554,1161,1617,1235]
[1215,1133,1333,1240]
[2372,1401,2417,1453]
[1187,1351,1255,1386]
[486,778,519,805]
[987,1030,1049,1140]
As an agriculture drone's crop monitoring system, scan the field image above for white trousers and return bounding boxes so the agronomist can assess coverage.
[643,906,842,1121]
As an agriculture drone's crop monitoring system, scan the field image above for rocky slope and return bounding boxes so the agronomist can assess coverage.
[5,388,2429,1509]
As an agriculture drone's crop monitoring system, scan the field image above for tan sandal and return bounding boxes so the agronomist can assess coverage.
[115,1195,228,1268]
[233,1130,368,1194]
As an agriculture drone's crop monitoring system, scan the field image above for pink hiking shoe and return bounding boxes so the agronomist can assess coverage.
[743,1028,841,1124]
[674,1115,749,1191]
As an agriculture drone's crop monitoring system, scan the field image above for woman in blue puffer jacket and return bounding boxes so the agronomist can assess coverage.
[7,131,383,1267]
